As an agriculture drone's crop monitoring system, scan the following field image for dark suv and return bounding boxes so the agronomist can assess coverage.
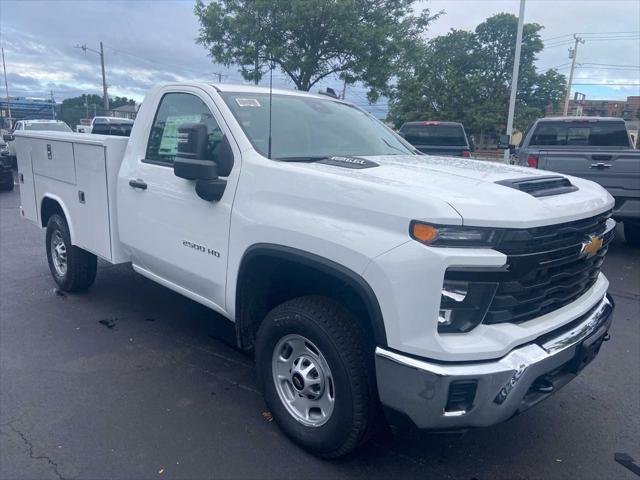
[399,121,473,157]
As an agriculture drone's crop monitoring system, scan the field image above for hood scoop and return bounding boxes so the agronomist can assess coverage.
[317,156,379,169]
[495,175,578,198]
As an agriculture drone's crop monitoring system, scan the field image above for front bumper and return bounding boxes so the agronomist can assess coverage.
[375,294,614,430]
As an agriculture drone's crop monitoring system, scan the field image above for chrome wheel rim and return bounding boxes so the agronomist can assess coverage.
[272,334,335,427]
[50,230,67,277]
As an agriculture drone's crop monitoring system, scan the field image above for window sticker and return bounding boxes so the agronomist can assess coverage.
[235,98,261,107]
[158,114,202,155]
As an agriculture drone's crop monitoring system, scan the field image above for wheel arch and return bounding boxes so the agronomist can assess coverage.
[40,195,75,243]
[235,243,387,352]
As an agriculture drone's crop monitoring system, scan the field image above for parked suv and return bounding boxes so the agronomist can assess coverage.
[505,117,640,246]
[399,121,473,157]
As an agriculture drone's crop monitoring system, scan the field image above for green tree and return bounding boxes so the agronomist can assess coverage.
[389,13,567,142]
[194,0,440,100]
[59,94,135,128]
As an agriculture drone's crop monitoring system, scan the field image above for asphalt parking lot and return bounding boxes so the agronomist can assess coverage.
[0,180,638,480]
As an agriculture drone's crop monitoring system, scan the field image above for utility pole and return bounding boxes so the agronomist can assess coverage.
[75,42,109,113]
[341,78,347,100]
[503,0,526,163]
[99,42,109,113]
[1,47,13,129]
[50,90,56,119]
[212,71,227,83]
[563,35,584,116]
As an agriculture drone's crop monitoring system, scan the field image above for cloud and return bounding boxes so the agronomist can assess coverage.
[0,0,637,107]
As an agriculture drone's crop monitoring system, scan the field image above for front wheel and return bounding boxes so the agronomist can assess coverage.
[46,214,97,292]
[624,222,640,247]
[255,296,378,458]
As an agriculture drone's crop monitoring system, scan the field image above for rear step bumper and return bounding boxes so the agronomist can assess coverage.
[375,294,614,430]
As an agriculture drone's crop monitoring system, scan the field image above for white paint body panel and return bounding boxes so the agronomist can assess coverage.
[14,82,615,362]
[14,131,129,263]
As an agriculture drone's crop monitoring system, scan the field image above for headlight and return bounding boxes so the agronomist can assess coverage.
[410,221,502,248]
[438,277,497,333]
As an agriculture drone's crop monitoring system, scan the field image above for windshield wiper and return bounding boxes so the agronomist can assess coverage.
[276,156,330,163]
[381,138,411,155]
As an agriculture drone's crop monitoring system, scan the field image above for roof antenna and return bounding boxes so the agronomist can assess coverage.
[267,57,274,159]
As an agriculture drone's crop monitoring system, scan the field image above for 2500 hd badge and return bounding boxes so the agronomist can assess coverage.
[182,240,220,258]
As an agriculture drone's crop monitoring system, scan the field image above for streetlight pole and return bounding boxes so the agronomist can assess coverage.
[503,0,526,163]
[2,48,13,129]
[75,42,109,114]
[562,35,584,116]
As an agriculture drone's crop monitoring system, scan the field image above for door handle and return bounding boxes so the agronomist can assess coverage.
[590,163,612,169]
[128,178,148,190]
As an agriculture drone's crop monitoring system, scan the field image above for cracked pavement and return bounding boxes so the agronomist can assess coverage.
[1,182,639,479]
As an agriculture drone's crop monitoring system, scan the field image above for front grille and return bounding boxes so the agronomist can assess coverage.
[483,210,613,324]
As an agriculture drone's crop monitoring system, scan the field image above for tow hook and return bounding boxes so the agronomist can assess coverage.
[532,377,554,394]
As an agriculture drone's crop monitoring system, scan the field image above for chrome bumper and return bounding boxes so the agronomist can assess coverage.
[375,295,614,430]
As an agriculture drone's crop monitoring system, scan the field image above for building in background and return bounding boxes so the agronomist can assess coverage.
[547,95,640,120]
[109,103,139,120]
[0,96,56,129]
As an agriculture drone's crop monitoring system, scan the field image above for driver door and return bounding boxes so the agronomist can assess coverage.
[117,87,240,313]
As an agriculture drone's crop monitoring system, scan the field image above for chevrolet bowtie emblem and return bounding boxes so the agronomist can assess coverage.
[581,234,603,258]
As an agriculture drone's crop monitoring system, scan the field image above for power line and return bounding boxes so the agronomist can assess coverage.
[572,83,640,86]
[541,31,640,42]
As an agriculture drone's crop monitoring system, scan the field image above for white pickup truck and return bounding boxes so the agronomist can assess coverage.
[15,82,616,458]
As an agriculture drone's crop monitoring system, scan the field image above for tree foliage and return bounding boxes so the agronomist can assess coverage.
[194,0,440,99]
[388,13,567,140]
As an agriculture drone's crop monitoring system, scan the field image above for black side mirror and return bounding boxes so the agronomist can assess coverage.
[497,134,517,152]
[173,123,234,202]
[3,133,14,142]
[173,123,218,180]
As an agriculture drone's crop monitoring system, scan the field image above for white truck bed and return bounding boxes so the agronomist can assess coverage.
[15,131,130,263]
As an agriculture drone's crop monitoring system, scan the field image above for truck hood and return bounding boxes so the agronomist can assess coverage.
[301,154,614,228]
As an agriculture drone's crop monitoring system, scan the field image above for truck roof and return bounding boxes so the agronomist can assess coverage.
[21,119,67,124]
[400,121,464,127]
[539,116,625,123]
[211,82,327,97]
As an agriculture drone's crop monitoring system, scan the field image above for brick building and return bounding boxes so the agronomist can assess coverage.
[546,95,640,120]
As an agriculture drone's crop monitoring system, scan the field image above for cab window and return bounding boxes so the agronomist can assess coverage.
[145,92,223,166]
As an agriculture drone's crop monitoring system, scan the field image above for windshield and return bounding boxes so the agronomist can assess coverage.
[220,92,415,159]
[25,122,72,132]
[400,124,468,146]
[530,121,631,147]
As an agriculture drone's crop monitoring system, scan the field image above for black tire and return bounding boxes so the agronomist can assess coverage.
[255,296,378,458]
[45,214,97,292]
[624,222,640,247]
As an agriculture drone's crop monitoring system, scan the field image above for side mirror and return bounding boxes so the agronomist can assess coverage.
[497,134,516,152]
[173,123,234,202]
[173,123,218,180]
[3,133,14,142]
[497,134,510,150]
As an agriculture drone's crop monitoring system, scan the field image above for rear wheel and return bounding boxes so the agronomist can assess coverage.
[46,214,97,291]
[624,222,640,247]
[255,296,378,458]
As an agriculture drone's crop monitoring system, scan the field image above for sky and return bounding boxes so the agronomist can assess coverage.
[0,0,638,115]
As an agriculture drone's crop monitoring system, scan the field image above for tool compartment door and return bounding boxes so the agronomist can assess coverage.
[73,143,111,259]
[15,137,38,222]
[31,140,76,185]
